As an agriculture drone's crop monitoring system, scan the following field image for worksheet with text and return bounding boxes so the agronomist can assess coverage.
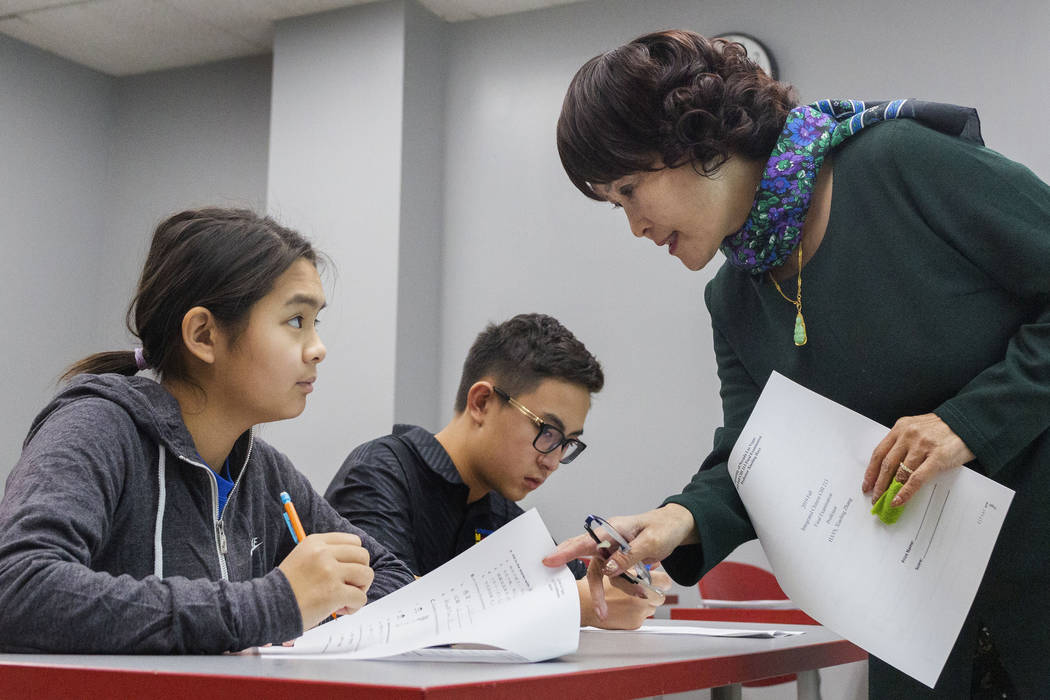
[732,373,1013,687]
[257,508,579,662]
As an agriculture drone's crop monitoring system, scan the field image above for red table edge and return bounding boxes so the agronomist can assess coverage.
[669,607,821,625]
[0,638,867,700]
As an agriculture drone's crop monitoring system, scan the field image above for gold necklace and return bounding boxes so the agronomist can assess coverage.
[769,241,807,346]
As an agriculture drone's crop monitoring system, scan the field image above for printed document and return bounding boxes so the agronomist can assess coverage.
[731,372,1013,687]
[257,508,579,662]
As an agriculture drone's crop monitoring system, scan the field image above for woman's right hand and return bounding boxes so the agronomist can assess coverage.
[278,532,375,631]
[544,504,697,621]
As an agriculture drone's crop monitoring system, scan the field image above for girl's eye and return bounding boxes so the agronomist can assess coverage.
[288,316,304,329]
[617,184,634,198]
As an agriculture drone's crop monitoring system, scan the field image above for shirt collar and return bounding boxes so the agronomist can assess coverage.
[393,424,465,486]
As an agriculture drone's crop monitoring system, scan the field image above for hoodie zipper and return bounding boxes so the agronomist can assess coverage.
[174,427,256,582]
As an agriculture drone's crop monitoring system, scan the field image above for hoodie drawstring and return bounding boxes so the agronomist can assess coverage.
[154,443,166,578]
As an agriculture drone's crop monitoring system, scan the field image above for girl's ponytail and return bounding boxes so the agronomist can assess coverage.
[61,350,144,382]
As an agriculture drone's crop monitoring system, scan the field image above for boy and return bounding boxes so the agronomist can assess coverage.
[326,313,666,629]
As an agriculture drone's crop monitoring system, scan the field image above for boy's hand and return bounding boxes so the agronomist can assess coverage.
[577,571,671,629]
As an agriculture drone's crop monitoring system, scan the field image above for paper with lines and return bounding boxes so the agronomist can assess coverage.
[257,508,579,662]
[731,372,1012,687]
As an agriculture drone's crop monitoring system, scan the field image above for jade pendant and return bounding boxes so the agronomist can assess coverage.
[793,311,808,346]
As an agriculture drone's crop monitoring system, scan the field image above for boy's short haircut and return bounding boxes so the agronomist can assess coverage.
[453,313,604,412]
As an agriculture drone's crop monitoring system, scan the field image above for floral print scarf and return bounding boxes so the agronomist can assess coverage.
[719,99,983,274]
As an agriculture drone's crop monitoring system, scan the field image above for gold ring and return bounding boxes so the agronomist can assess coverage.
[897,462,914,476]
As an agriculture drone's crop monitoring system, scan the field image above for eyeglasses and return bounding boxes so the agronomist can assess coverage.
[584,514,666,598]
[492,386,587,464]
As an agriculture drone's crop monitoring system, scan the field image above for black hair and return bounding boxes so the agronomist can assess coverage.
[62,208,321,383]
[453,313,604,412]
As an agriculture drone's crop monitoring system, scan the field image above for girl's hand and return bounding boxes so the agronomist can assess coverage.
[863,413,976,507]
[278,532,374,630]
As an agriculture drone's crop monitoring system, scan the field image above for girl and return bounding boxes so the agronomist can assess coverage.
[0,208,414,653]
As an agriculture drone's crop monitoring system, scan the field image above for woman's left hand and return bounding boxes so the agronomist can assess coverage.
[862,413,975,507]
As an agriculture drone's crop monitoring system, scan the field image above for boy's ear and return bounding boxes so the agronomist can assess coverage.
[465,381,496,425]
[180,306,219,364]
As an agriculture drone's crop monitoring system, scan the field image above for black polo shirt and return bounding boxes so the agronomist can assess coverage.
[325,424,586,579]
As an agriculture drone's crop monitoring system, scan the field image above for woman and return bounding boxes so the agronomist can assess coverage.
[0,208,414,652]
[544,30,1049,696]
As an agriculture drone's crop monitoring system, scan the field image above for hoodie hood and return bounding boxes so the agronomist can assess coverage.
[26,373,199,459]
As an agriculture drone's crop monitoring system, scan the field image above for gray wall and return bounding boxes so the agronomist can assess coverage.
[98,55,273,347]
[394,0,447,430]
[264,0,446,488]
[0,36,270,486]
[265,1,446,488]
[0,35,112,476]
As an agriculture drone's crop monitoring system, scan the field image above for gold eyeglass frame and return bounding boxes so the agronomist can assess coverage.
[491,386,587,463]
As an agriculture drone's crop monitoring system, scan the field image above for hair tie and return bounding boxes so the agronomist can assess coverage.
[134,347,149,371]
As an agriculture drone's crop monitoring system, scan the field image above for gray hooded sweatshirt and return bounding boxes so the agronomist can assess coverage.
[0,374,414,653]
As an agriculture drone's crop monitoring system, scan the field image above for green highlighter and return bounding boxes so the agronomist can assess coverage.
[871,479,906,524]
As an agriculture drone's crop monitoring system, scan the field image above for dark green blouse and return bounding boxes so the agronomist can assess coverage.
[662,120,1050,695]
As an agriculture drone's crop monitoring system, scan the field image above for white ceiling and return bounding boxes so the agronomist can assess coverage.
[0,0,589,76]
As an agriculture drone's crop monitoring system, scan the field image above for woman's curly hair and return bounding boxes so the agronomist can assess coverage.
[557,30,797,200]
